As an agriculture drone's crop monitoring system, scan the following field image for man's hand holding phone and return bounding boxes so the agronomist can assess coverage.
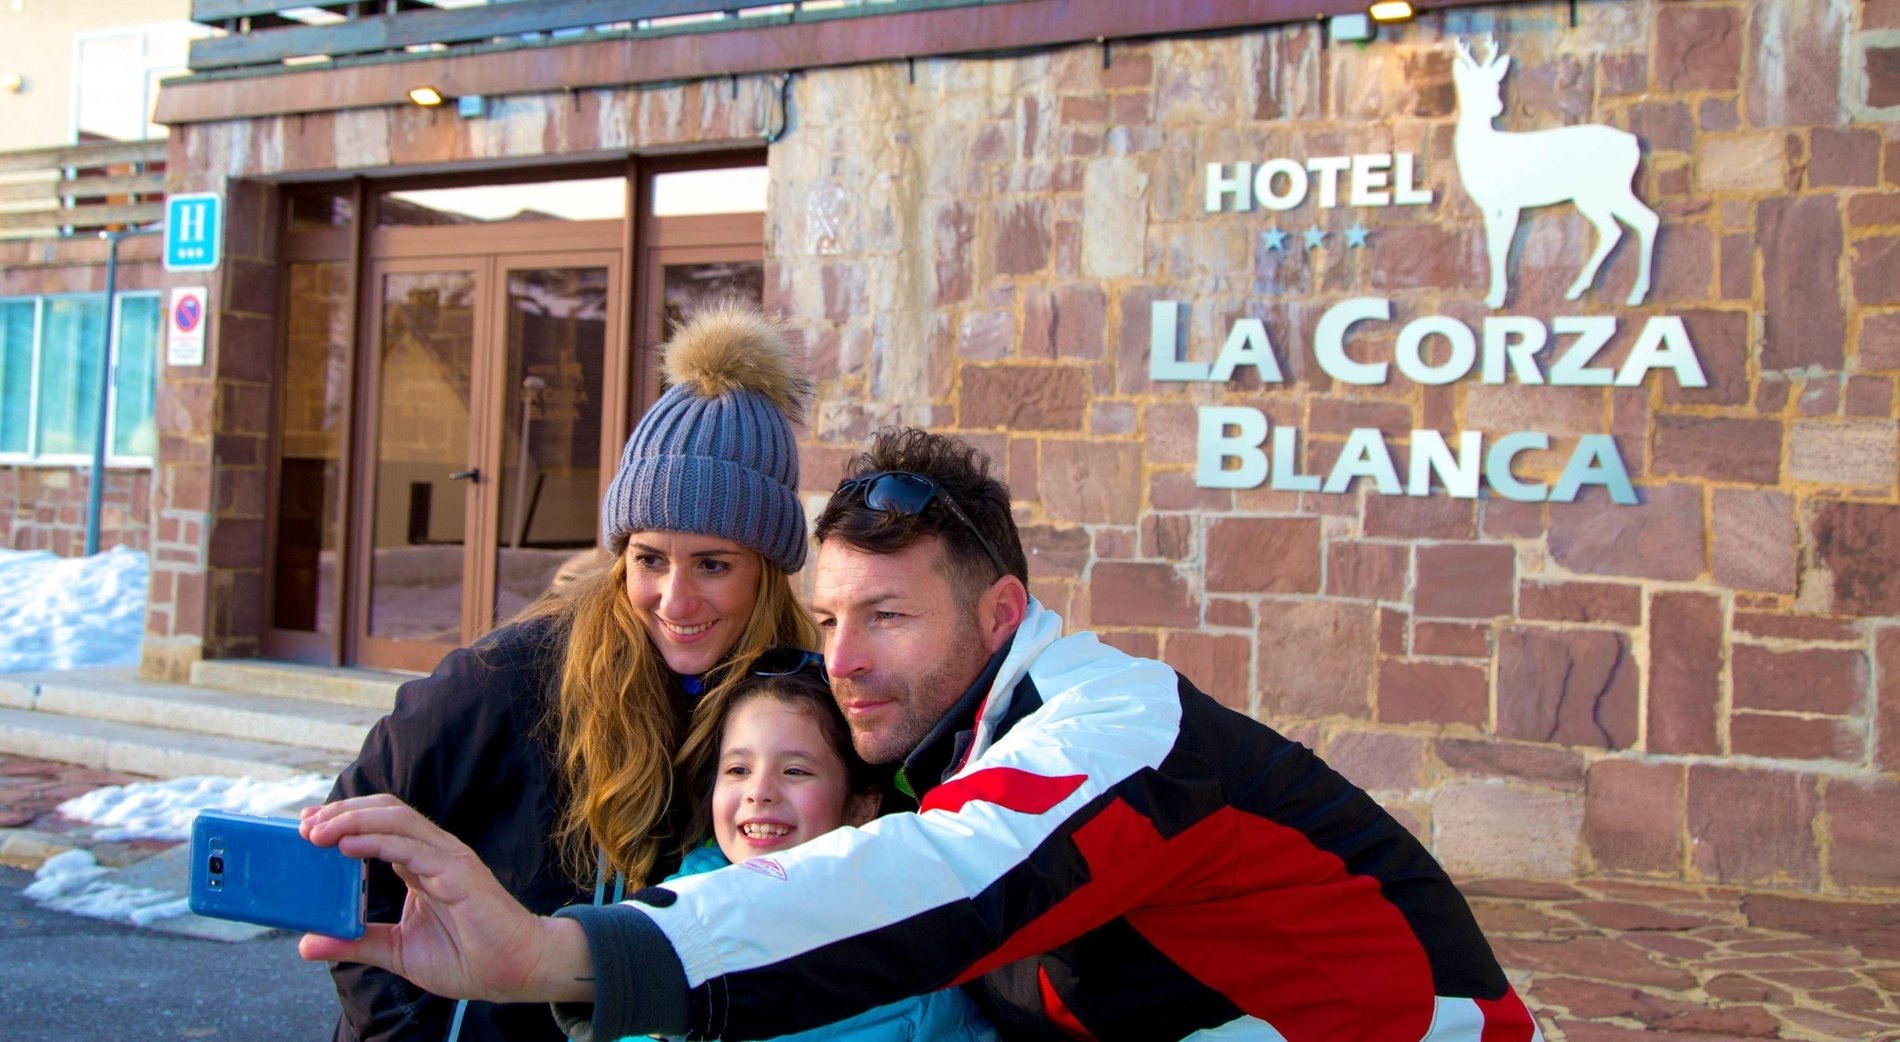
[296,795,596,1005]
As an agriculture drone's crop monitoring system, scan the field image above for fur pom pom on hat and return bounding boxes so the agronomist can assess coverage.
[601,302,812,572]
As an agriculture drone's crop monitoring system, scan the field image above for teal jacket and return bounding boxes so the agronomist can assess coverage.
[658,843,999,1042]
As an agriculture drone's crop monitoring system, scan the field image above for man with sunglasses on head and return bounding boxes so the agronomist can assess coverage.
[302,426,1540,1042]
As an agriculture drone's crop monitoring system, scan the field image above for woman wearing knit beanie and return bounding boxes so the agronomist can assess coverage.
[324,302,818,1042]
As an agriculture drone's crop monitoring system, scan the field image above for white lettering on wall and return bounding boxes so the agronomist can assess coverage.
[1203,154,1436,213]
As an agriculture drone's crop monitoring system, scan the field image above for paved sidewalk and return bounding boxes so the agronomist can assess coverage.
[2,753,1897,1040]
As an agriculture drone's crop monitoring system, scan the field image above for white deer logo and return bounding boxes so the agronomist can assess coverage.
[1452,37,1657,309]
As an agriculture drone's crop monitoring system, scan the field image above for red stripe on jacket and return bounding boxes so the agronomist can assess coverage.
[920,767,1087,816]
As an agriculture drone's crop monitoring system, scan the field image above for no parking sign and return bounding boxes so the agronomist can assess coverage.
[168,286,208,367]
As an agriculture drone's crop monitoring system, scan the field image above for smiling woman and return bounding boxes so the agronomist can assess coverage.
[321,302,820,1042]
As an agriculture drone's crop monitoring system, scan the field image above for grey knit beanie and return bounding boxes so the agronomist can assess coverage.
[600,303,812,573]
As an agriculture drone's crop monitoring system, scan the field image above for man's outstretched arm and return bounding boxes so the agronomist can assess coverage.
[298,796,598,1005]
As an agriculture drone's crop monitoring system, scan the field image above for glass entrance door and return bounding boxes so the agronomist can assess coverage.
[492,258,614,623]
[350,253,619,672]
[353,261,484,671]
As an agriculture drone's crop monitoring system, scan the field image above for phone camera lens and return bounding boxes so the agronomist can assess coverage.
[208,855,224,874]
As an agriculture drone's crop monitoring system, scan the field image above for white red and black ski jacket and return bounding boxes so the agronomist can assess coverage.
[554,600,1543,1042]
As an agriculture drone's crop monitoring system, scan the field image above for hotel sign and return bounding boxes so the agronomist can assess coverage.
[1178,38,1700,506]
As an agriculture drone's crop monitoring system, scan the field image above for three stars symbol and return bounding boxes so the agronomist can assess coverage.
[1261,223,1372,252]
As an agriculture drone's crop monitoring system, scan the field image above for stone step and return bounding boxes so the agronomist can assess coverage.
[189,659,409,711]
[0,668,382,754]
[0,705,350,781]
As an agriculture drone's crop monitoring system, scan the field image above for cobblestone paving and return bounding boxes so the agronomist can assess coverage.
[1470,878,1900,1041]
[3,755,1896,1039]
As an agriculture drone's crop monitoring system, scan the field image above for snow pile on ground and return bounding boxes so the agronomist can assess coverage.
[57,773,336,842]
[25,848,192,926]
[0,545,148,672]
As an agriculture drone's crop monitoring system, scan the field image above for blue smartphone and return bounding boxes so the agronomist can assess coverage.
[188,809,366,939]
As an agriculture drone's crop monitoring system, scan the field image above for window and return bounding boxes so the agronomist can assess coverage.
[0,293,161,465]
[73,21,212,142]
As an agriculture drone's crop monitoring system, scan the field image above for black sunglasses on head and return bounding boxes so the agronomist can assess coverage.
[751,646,825,678]
[834,471,1009,579]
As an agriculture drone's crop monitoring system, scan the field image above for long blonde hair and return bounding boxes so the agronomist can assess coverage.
[535,550,817,886]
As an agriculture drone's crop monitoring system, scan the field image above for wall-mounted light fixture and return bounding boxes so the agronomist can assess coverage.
[1369,1,1417,22]
[408,85,445,107]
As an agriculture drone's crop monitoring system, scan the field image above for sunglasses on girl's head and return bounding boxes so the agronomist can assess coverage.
[751,647,825,678]
[834,470,1009,579]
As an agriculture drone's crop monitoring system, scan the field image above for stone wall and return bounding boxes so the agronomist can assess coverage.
[0,235,164,554]
[151,0,1899,894]
[766,0,1900,895]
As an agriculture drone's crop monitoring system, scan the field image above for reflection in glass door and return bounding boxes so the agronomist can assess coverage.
[493,264,610,624]
[357,265,480,668]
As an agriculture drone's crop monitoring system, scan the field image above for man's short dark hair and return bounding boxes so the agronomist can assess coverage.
[814,427,1028,602]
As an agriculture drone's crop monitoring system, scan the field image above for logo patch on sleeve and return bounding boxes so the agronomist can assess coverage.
[739,857,787,880]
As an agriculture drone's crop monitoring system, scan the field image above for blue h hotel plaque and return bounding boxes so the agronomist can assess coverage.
[164,193,223,273]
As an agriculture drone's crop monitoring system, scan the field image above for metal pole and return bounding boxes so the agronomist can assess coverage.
[84,230,123,556]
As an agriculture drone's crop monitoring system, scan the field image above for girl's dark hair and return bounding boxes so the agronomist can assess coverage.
[678,664,877,851]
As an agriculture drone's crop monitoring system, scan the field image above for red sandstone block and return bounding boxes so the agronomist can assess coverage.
[1826,777,1900,889]
[1206,517,1320,594]
[959,365,1086,432]
[1808,501,1900,615]
[1160,631,1251,711]
[1732,612,1862,642]
[1760,196,1847,371]
[1658,5,1741,90]
[1149,472,1231,513]
[1039,441,1141,524]
[1376,658,1486,727]
[1847,191,1900,227]
[1099,630,1157,661]
[1089,561,1196,628]
[1480,498,1545,539]
[1497,626,1639,749]
[1206,597,1251,629]
[1549,483,1705,582]
[1647,591,1723,756]
[1730,711,1864,763]
[1879,628,1900,772]
[1686,764,1820,888]
[1138,514,1192,562]
[1412,621,1489,658]
[1652,414,1782,484]
[1436,737,1584,790]
[1810,128,1883,188]
[1325,541,1407,602]
[1712,489,1798,595]
[1732,643,1869,716]
[1320,730,1427,792]
[1258,600,1377,720]
[1017,524,1089,582]
[1843,374,1895,417]
[1091,527,1134,560]
[1520,580,1641,626]
[1869,44,1900,108]
[1853,235,1900,306]
[1415,543,1514,619]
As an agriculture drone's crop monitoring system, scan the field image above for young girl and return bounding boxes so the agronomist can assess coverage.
[667,650,998,1042]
